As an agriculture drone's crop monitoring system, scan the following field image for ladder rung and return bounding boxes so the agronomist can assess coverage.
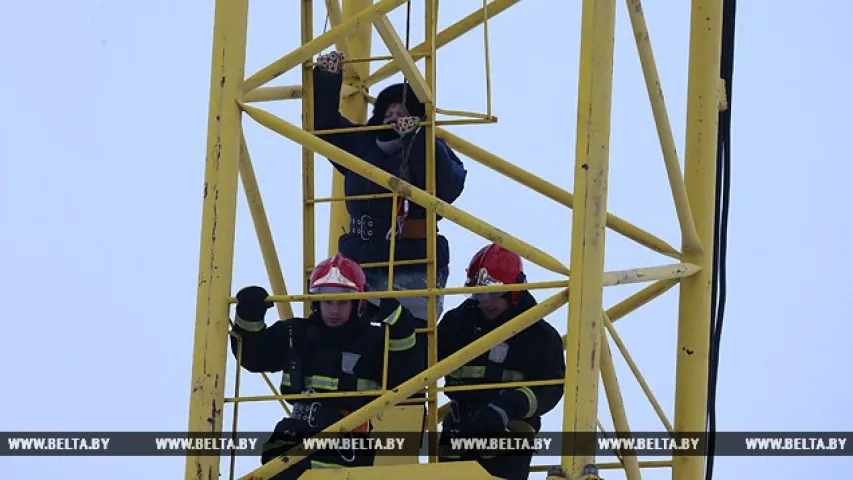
[303,258,435,271]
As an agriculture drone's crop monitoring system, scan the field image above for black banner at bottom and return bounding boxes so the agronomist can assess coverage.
[2,432,851,457]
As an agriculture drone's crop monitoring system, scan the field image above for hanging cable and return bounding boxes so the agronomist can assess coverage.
[395,0,416,236]
[401,0,413,108]
[705,0,736,479]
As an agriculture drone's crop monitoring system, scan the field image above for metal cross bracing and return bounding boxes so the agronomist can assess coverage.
[187,0,726,479]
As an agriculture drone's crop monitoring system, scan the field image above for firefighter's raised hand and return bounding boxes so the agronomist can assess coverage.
[392,116,420,137]
[235,286,273,322]
[316,51,345,74]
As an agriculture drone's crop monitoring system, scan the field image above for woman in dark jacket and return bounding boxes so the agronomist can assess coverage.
[312,50,467,325]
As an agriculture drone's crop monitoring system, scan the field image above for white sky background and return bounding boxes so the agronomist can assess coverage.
[1,0,852,478]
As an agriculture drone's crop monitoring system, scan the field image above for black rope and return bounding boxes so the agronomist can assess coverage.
[706,0,736,478]
[397,0,416,186]
[401,0,413,108]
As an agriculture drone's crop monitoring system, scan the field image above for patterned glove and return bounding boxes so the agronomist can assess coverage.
[316,51,345,74]
[392,116,421,136]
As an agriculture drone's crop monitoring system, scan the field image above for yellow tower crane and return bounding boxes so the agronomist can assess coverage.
[185,0,733,479]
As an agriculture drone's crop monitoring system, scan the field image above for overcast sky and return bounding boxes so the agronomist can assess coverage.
[1,0,851,478]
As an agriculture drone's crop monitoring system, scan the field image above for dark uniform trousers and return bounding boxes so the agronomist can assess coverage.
[261,403,375,479]
[438,401,535,480]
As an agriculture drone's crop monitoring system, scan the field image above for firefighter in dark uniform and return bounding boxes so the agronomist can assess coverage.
[312,50,467,327]
[437,244,566,480]
[229,253,424,478]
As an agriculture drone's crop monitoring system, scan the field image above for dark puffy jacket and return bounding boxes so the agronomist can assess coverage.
[313,68,467,270]
[437,292,566,431]
[230,299,423,413]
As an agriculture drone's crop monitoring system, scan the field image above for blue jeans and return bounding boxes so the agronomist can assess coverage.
[363,267,449,322]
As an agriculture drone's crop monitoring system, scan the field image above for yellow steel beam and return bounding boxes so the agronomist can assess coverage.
[241,279,569,303]
[242,84,359,103]
[328,0,375,256]
[225,377,561,404]
[373,15,433,104]
[340,0,373,83]
[717,78,728,111]
[558,0,616,478]
[186,0,248,478]
[481,0,494,116]
[224,262,685,305]
[241,103,571,276]
[673,0,723,477]
[441,378,563,393]
[239,136,293,321]
[312,118,496,134]
[310,192,396,203]
[424,0,440,462]
[340,54,397,63]
[241,0,408,94]
[436,128,681,259]
[300,461,494,479]
[597,420,625,464]
[227,332,245,479]
[557,308,678,435]
[603,262,700,286]
[607,277,679,323]
[238,135,293,415]
[563,278,678,348]
[435,107,494,120]
[243,85,304,102]
[625,0,702,255]
[238,289,569,480]
[604,312,674,433]
[301,0,317,316]
[366,0,520,87]
[324,0,354,62]
[600,332,642,480]
[531,460,672,472]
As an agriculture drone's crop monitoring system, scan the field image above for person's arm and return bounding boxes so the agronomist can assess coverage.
[471,325,566,432]
[313,52,364,174]
[371,298,424,388]
[228,286,292,373]
[437,308,479,405]
[402,128,467,204]
[501,323,566,418]
[469,322,566,433]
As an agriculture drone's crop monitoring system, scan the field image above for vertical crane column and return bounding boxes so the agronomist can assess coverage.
[327,0,375,256]
[674,0,723,478]
[424,0,440,462]
[558,0,616,477]
[302,0,316,317]
[185,0,249,479]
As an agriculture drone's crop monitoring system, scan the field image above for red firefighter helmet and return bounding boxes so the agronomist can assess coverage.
[309,253,366,296]
[464,243,526,303]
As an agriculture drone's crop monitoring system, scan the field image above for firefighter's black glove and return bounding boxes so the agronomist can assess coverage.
[235,286,273,323]
[470,403,510,434]
[471,389,530,434]
[492,389,531,420]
